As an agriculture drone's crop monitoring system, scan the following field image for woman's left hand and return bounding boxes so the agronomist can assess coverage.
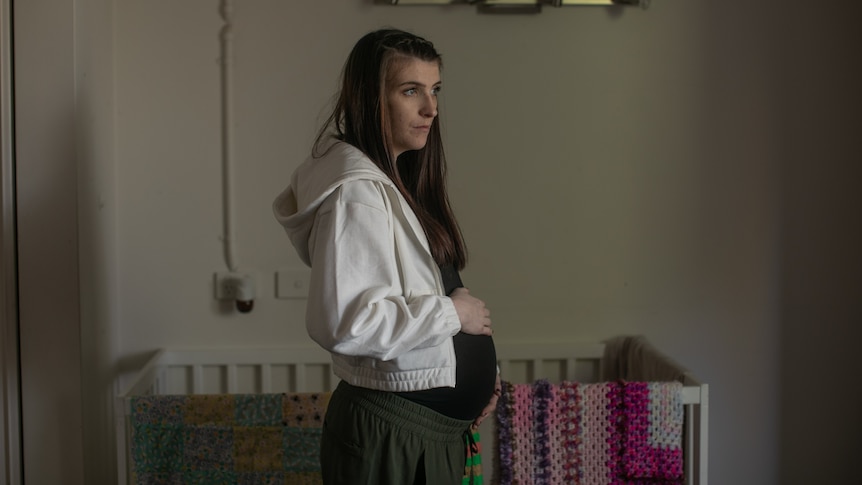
[472,373,502,429]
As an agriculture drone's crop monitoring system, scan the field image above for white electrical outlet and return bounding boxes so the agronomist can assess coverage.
[276,268,311,299]
[214,272,256,300]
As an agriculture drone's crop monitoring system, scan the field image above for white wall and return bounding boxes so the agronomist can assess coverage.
[13,0,861,484]
[76,0,119,483]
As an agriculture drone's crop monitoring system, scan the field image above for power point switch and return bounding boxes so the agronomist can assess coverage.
[276,269,311,299]
[214,272,257,313]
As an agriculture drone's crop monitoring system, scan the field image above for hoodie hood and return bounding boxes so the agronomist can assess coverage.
[273,142,394,265]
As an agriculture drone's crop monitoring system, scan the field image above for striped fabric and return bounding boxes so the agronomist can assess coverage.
[464,429,484,485]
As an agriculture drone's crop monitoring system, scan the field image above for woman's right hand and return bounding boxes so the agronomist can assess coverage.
[450,288,492,336]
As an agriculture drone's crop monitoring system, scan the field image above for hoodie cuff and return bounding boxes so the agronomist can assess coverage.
[440,297,461,337]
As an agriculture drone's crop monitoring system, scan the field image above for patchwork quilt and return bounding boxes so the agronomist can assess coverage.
[129,393,329,485]
[129,392,484,485]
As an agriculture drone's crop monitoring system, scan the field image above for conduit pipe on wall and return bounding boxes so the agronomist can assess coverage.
[215,0,256,313]
[219,0,237,273]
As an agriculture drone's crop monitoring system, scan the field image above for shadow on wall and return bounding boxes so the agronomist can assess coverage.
[776,1,862,484]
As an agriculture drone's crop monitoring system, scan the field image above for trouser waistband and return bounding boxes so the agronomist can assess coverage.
[334,381,473,442]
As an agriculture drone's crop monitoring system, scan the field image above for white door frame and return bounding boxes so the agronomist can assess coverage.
[10,0,85,483]
[1,0,22,482]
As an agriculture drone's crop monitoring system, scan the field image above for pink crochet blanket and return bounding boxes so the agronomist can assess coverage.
[495,380,683,485]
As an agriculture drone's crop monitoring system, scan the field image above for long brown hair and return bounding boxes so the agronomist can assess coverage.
[313,29,467,270]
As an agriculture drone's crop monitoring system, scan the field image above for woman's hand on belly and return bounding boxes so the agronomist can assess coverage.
[472,372,501,429]
[450,288,492,336]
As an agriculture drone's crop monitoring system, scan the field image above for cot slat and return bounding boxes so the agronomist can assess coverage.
[261,364,272,393]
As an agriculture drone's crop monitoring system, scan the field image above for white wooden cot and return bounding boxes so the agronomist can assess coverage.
[116,340,708,484]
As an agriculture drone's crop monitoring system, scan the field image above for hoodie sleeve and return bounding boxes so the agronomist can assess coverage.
[304,179,461,362]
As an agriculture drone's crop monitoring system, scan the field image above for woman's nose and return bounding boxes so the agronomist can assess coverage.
[420,93,437,118]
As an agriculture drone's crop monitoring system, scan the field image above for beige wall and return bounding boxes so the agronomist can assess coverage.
[13,0,861,484]
[777,1,862,483]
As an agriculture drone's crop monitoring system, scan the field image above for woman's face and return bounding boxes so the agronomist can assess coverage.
[385,57,441,160]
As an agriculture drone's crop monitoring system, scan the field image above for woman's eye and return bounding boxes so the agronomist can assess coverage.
[432,86,441,96]
[404,88,416,96]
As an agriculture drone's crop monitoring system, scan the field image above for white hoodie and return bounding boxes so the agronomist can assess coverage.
[273,142,461,391]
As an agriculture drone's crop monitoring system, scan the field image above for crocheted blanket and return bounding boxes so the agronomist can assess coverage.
[495,380,683,485]
[129,393,329,485]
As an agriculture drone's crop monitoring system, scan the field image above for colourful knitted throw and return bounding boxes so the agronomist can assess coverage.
[495,380,683,485]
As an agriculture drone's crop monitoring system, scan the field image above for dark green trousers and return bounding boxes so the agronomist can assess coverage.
[320,381,473,485]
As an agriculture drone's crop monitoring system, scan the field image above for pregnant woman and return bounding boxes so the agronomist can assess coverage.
[273,28,500,485]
